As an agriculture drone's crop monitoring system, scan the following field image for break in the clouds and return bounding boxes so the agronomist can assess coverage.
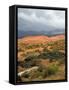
[18,8,65,37]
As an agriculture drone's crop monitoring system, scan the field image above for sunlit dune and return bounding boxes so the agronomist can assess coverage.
[18,35,65,44]
[50,35,65,41]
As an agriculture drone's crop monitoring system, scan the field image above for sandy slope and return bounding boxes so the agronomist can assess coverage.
[18,35,65,44]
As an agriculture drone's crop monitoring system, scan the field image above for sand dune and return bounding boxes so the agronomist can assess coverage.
[18,35,65,44]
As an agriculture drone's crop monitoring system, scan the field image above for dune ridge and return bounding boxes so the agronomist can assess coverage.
[18,35,65,45]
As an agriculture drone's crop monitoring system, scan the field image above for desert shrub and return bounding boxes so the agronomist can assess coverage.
[27,45,33,49]
[39,49,65,62]
[29,70,40,79]
[26,44,40,49]
[58,58,65,65]
[47,42,54,46]
[43,47,49,52]
[51,40,65,50]
[38,65,48,78]
[28,65,47,79]
[25,53,39,60]
[22,72,30,78]
[23,59,40,68]
[38,52,48,59]
[19,64,59,81]
[47,64,59,75]
[18,53,41,68]
[23,60,35,68]
[37,64,59,78]
[23,54,41,68]
[29,64,59,80]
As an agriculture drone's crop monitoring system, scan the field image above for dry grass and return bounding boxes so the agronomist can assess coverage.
[17,35,65,82]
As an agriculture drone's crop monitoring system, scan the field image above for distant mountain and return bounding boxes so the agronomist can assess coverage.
[18,30,65,38]
[18,30,41,38]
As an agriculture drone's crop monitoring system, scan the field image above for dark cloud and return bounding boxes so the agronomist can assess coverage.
[18,8,65,37]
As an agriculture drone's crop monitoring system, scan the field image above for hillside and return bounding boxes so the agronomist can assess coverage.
[18,35,65,45]
[17,35,65,82]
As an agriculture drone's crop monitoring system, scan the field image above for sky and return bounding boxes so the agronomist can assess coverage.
[18,8,65,37]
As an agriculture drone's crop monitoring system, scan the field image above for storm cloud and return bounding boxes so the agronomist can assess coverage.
[18,8,65,37]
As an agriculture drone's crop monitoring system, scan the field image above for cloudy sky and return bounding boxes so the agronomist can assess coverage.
[18,8,65,37]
